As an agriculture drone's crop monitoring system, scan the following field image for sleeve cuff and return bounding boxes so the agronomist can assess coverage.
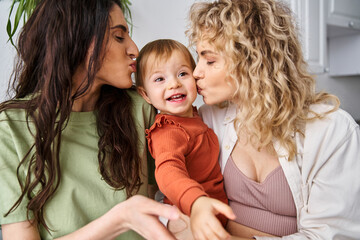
[180,187,208,216]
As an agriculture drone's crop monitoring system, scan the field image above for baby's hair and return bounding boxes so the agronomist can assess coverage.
[135,39,195,88]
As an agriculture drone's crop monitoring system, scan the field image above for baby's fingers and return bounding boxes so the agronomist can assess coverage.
[199,218,230,240]
[213,200,236,220]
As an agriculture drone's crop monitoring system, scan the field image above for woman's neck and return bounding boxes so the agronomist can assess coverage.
[72,91,99,112]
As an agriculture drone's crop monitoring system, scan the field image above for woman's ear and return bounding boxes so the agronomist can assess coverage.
[137,86,152,105]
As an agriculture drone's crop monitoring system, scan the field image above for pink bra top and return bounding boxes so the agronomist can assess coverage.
[223,155,297,236]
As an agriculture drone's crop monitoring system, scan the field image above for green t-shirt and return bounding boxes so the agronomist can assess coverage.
[0,90,156,239]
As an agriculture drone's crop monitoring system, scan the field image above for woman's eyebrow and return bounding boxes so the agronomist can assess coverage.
[110,24,128,33]
[198,50,217,56]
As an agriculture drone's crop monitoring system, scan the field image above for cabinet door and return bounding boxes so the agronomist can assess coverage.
[327,0,360,76]
[281,0,326,74]
[328,0,360,30]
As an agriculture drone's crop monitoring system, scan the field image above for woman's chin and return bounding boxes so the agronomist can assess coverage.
[117,80,133,89]
[203,97,216,105]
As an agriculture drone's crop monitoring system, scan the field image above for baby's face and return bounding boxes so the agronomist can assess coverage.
[139,50,197,118]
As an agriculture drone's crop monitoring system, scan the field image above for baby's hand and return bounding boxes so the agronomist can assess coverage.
[190,196,235,240]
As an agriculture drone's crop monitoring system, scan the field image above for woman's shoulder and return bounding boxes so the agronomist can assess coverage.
[307,104,358,133]
[0,95,36,122]
[304,104,359,151]
[0,106,27,123]
[126,88,144,103]
[126,89,156,128]
[127,89,152,108]
[127,88,155,112]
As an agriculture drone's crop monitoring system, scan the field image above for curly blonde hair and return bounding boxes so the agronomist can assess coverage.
[187,0,339,160]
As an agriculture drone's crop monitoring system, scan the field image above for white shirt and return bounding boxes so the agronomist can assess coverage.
[199,103,360,239]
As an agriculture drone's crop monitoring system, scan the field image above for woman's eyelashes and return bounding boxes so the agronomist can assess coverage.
[115,35,124,42]
[197,57,215,65]
[197,54,216,65]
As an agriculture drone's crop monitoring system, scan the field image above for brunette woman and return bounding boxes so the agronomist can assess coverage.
[0,0,179,239]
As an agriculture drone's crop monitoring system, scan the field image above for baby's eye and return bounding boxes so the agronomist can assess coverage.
[178,72,188,77]
[154,77,164,82]
[207,61,215,65]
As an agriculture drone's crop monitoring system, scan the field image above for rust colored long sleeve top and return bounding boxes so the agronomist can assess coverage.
[146,109,228,219]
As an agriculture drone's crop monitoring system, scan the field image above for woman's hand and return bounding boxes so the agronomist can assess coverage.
[168,211,194,240]
[114,195,180,240]
[61,195,180,240]
[190,196,236,240]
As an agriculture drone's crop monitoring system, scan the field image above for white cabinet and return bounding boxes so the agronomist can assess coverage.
[327,0,360,30]
[327,0,360,76]
[281,0,327,74]
[328,34,360,76]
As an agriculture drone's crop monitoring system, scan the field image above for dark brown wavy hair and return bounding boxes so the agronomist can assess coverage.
[1,0,142,231]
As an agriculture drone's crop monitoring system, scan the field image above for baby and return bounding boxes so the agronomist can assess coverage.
[135,39,235,238]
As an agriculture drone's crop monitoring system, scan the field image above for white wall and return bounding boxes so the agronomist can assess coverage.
[130,0,194,49]
[0,0,18,101]
[1,0,359,120]
[316,74,360,120]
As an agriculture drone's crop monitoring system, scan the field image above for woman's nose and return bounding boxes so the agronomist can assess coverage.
[128,37,139,59]
[193,65,203,80]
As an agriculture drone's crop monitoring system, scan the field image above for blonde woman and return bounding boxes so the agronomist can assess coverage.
[178,0,360,239]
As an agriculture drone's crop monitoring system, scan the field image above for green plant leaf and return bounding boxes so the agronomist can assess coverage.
[121,0,133,34]
[6,0,19,46]
[6,19,16,47]
[12,0,25,36]
[24,0,37,20]
[6,19,12,39]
